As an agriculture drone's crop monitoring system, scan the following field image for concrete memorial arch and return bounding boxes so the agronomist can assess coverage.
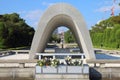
[29,3,95,60]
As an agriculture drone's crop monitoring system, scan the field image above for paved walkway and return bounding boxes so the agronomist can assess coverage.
[0,54,29,60]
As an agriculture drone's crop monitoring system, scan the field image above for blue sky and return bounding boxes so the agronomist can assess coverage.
[0,0,120,32]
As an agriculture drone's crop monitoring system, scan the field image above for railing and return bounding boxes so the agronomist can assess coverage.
[36,53,86,65]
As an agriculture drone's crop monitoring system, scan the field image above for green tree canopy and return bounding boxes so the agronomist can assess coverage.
[0,13,35,49]
[90,15,120,49]
[64,30,76,43]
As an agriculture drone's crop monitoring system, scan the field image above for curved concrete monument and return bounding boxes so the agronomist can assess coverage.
[30,3,95,59]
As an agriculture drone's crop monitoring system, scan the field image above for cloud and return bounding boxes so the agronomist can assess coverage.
[25,10,42,20]
[104,1,113,5]
[95,0,120,12]
[25,10,43,28]
[115,4,120,10]
[18,1,56,29]
[18,10,43,29]
[18,11,26,14]
[17,1,55,29]
[32,21,39,29]
[42,1,55,6]
[95,4,120,12]
[95,6,112,12]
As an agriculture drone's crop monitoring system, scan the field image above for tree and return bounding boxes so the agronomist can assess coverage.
[64,30,76,43]
[49,34,60,43]
[115,29,120,48]
[0,13,35,49]
[90,15,120,49]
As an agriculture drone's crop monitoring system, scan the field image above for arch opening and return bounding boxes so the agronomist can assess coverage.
[46,26,83,53]
[38,14,83,53]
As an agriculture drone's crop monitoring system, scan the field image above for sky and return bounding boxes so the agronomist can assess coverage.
[0,0,120,32]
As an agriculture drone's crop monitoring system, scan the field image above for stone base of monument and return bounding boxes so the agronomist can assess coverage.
[35,74,89,80]
[35,65,89,80]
